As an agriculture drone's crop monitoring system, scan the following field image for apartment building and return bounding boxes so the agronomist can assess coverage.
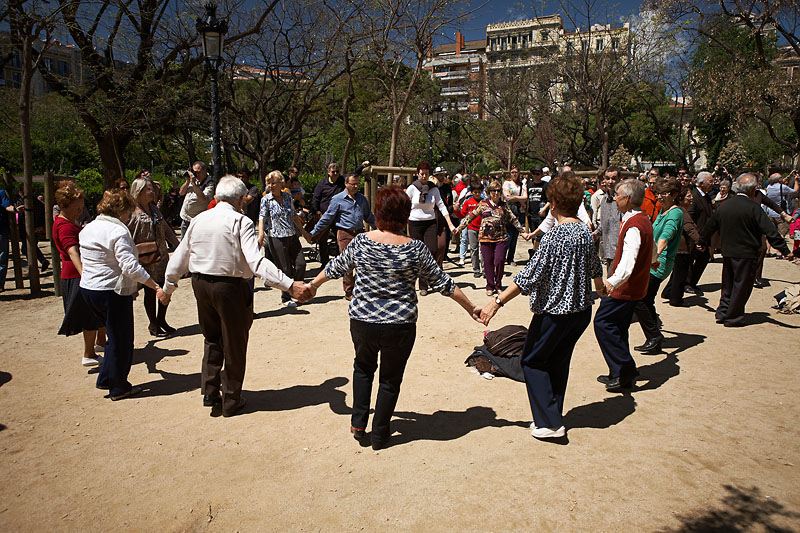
[423,31,486,120]
[0,35,86,97]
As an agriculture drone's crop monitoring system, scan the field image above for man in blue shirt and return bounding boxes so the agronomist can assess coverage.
[310,173,376,300]
[1,189,17,291]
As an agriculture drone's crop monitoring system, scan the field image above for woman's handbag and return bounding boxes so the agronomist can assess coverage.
[136,242,162,266]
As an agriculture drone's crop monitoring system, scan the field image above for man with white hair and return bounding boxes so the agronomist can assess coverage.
[700,173,793,327]
[685,171,715,293]
[164,176,313,417]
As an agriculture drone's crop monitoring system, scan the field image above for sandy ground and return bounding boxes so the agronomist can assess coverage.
[1,242,799,532]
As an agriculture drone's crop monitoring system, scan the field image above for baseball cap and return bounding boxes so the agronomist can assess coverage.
[542,166,550,174]
[434,166,446,174]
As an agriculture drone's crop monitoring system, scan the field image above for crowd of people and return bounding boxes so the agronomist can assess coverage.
[1,157,798,447]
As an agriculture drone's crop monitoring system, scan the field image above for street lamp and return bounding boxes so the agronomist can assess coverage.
[196,3,228,183]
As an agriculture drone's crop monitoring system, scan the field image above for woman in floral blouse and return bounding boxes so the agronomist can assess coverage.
[455,180,531,295]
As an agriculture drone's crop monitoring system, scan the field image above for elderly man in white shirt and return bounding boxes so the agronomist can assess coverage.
[179,161,215,237]
[164,176,312,417]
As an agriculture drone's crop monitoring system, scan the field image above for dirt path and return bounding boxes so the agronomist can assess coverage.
[1,250,799,532]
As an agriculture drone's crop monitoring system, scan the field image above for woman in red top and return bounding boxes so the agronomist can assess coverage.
[54,181,106,367]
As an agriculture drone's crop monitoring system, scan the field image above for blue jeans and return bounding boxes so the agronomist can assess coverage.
[0,230,8,289]
[459,229,469,259]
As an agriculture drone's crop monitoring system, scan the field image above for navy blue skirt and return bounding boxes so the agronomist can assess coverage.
[58,277,105,336]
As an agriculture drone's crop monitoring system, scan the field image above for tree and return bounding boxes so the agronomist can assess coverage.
[609,144,632,168]
[716,139,748,169]
[654,0,800,169]
[360,0,469,167]
[35,0,280,188]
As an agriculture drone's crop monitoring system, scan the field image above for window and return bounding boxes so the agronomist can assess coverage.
[470,65,479,72]
[611,38,620,51]
[11,71,21,88]
[43,57,55,71]
[57,60,70,76]
[581,40,589,54]
[596,39,604,51]
[10,51,22,68]
[470,97,479,105]
[541,30,549,42]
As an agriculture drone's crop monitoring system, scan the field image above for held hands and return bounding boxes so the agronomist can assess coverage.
[156,287,170,305]
[521,232,534,241]
[601,280,614,297]
[288,281,314,302]
[479,300,499,326]
[651,259,661,269]
[471,305,484,324]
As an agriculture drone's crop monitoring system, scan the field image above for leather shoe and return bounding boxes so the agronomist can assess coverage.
[371,433,390,450]
[597,369,638,386]
[685,285,702,295]
[222,396,247,417]
[203,393,222,407]
[604,376,635,392]
[634,336,664,353]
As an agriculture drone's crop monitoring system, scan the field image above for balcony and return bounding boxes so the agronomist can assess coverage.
[441,86,468,96]
[440,71,468,81]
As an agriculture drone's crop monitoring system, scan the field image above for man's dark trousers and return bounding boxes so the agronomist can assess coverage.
[192,274,253,413]
[594,296,638,379]
[716,256,758,327]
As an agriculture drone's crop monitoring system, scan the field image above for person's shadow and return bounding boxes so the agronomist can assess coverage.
[563,395,637,430]
[133,340,198,398]
[244,376,351,414]
[0,371,10,432]
[385,406,528,447]
[743,312,800,329]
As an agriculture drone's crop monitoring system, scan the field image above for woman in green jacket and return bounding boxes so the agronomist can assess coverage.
[634,177,684,353]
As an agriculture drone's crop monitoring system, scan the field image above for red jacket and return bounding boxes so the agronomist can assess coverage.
[641,188,662,222]
[460,196,482,231]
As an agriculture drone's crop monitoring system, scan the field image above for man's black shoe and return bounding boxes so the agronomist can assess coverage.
[605,376,635,392]
[203,393,222,407]
[685,285,702,295]
[598,369,638,386]
[634,336,664,353]
[222,396,247,418]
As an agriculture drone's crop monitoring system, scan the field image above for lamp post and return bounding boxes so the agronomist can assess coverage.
[196,3,228,183]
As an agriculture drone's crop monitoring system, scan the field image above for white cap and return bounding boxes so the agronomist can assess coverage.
[434,166,446,174]
[542,166,550,174]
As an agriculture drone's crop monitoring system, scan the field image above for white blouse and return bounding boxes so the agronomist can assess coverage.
[406,184,450,222]
[79,219,152,291]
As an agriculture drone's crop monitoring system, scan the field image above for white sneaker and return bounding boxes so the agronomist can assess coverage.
[480,372,494,380]
[94,344,105,353]
[283,300,297,308]
[82,356,103,367]
[531,425,566,439]
[458,258,466,266]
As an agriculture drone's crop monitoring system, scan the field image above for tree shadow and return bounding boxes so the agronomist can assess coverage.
[563,394,637,430]
[243,376,351,414]
[385,406,528,447]
[663,485,800,532]
[0,371,11,388]
[0,289,55,301]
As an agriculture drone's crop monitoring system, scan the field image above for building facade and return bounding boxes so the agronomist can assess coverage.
[423,31,486,120]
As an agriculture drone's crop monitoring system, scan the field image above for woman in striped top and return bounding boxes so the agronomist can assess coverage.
[307,186,481,450]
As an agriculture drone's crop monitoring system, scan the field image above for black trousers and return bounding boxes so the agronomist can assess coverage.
[349,319,416,440]
[521,309,591,429]
[267,235,306,301]
[664,253,691,306]
[717,256,757,327]
[688,247,710,288]
[408,219,438,291]
[192,274,253,413]
[80,289,134,397]
[635,274,665,341]
[594,296,638,380]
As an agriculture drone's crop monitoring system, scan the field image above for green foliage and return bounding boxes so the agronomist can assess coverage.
[75,169,104,197]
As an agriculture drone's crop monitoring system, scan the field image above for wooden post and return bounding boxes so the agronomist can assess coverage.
[44,171,60,296]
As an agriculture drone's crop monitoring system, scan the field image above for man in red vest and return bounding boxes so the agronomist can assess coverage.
[594,179,655,392]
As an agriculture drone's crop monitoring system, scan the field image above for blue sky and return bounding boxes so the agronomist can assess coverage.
[449,0,646,42]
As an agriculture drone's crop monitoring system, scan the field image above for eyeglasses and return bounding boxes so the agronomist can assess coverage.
[489,189,501,193]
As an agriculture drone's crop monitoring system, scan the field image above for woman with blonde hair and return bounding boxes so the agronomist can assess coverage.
[128,178,180,336]
[53,181,106,367]
[80,189,168,400]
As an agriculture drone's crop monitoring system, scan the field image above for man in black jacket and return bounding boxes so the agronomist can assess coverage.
[700,173,793,327]
[686,171,715,292]
[311,161,368,265]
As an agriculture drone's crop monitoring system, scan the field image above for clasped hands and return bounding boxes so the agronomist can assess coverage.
[288,281,315,302]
